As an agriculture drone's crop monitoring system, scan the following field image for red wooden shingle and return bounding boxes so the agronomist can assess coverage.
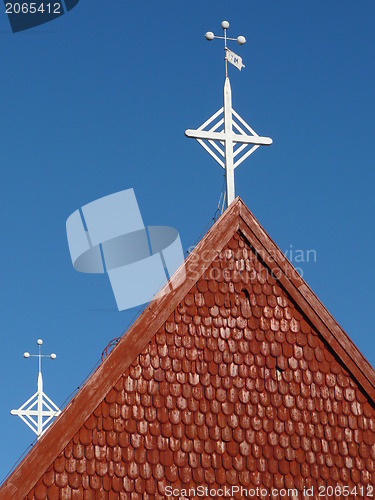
[1,198,374,499]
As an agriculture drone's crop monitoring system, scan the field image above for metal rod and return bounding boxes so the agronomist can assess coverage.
[38,343,41,375]
[211,36,237,41]
[224,28,228,78]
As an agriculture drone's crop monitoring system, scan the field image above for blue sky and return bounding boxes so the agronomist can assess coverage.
[0,0,374,480]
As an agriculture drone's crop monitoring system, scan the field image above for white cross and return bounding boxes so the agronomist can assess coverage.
[11,339,61,439]
[185,21,272,208]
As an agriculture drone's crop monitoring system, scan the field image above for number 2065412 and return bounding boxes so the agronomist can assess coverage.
[317,485,373,497]
[5,3,62,14]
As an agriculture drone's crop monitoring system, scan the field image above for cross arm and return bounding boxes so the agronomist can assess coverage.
[185,129,272,146]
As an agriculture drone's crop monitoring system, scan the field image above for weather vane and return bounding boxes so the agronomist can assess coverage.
[11,339,61,439]
[185,21,272,208]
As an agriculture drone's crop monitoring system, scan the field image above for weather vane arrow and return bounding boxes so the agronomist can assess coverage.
[10,339,61,439]
[185,20,273,208]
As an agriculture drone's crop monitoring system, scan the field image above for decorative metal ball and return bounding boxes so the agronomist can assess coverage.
[24,352,30,358]
[205,31,214,41]
[50,353,57,359]
[37,339,43,345]
[237,36,246,45]
[221,21,229,29]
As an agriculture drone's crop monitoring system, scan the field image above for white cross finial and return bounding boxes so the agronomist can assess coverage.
[11,339,61,439]
[185,21,272,208]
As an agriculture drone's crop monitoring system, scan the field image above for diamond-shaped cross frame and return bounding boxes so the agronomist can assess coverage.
[11,390,61,437]
[11,339,61,439]
[188,106,269,171]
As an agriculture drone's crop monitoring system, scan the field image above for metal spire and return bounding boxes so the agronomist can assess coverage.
[11,339,61,439]
[185,21,272,208]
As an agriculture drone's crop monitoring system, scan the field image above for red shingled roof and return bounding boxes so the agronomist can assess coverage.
[1,198,375,499]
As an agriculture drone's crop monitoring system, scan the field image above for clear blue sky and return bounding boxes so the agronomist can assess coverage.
[0,0,374,481]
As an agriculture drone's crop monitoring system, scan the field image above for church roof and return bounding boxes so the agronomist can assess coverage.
[1,198,374,499]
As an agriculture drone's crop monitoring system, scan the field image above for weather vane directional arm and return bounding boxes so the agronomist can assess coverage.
[205,20,246,77]
[185,21,272,208]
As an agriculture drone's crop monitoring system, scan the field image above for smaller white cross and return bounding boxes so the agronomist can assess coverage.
[185,21,272,208]
[11,339,61,439]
